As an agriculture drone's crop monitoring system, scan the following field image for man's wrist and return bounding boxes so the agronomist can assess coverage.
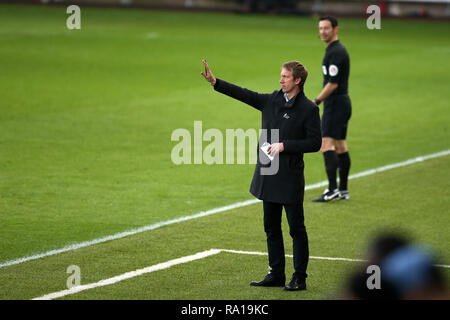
[314,98,321,105]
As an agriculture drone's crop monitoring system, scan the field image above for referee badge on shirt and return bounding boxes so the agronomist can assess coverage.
[329,64,339,76]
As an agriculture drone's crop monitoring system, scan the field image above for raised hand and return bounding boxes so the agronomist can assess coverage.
[201,59,216,85]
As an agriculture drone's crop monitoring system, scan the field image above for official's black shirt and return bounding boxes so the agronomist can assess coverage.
[322,40,350,95]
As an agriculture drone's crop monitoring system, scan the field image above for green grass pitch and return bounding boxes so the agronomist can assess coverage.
[0,4,449,299]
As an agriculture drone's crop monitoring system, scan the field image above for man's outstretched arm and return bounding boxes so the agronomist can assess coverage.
[201,59,271,111]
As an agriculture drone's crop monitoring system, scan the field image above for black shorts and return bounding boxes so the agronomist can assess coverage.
[322,94,352,140]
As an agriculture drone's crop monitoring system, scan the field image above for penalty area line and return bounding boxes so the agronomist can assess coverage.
[2,149,450,269]
[32,249,222,300]
[33,248,450,300]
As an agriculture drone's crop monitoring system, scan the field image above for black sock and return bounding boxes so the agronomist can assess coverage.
[337,152,351,191]
[323,150,338,191]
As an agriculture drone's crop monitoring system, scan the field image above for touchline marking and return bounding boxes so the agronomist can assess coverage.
[1,149,449,269]
[32,248,450,300]
[0,199,258,269]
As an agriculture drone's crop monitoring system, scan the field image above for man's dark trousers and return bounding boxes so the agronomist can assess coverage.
[263,201,309,280]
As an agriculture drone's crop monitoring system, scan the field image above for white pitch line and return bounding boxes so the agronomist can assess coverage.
[221,249,450,268]
[33,249,222,300]
[32,248,367,300]
[0,199,259,269]
[33,248,450,300]
[221,249,367,262]
[1,149,449,269]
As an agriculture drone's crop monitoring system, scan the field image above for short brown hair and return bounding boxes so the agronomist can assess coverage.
[320,16,338,28]
[282,61,308,88]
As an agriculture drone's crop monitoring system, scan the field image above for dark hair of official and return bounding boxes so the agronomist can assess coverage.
[282,61,308,89]
[319,16,338,28]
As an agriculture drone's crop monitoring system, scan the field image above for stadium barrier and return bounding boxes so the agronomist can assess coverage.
[1,0,449,19]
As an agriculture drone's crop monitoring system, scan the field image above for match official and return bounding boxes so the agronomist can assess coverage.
[201,60,321,291]
[312,16,352,202]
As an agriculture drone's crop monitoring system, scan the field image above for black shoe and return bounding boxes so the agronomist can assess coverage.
[311,188,340,202]
[284,275,306,291]
[250,273,285,287]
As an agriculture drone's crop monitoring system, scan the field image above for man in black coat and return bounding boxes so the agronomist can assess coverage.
[201,60,321,291]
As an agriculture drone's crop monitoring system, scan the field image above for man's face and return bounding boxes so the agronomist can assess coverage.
[319,20,337,44]
[280,68,300,94]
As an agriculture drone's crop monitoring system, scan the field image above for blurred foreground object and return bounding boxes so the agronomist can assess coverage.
[340,232,449,300]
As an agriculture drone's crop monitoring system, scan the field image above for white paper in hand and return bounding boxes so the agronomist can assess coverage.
[260,142,274,161]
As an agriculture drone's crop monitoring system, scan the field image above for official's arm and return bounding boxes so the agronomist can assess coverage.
[314,82,338,105]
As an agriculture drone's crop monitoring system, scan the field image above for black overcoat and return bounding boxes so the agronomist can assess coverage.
[214,78,321,204]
